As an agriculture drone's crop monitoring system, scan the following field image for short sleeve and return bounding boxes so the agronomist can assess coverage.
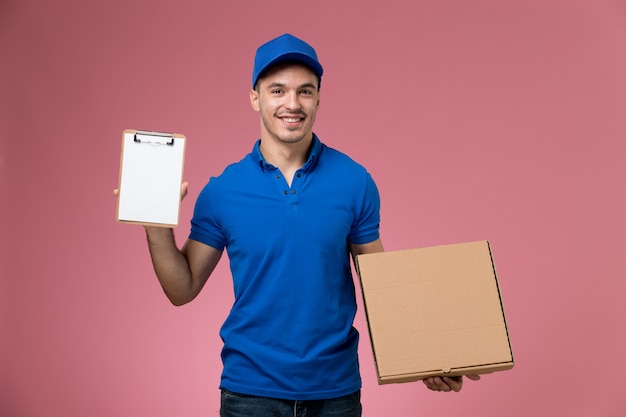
[189,180,227,250]
[348,172,380,245]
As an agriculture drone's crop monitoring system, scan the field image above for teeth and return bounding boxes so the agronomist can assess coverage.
[283,118,301,123]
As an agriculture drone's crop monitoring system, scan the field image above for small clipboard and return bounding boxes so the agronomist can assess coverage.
[116,129,186,227]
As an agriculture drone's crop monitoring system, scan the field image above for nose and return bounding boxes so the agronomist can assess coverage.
[284,90,301,111]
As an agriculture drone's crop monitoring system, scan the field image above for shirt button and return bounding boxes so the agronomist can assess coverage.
[296,173,302,178]
[291,190,296,194]
[276,175,281,179]
[284,190,288,195]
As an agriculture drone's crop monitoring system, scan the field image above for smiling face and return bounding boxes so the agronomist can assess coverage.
[250,62,320,147]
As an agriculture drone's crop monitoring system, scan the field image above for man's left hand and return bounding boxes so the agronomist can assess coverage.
[423,374,481,392]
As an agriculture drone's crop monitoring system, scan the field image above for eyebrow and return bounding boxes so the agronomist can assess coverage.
[266,82,318,90]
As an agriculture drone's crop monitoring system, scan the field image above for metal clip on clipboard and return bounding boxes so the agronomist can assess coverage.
[133,130,175,145]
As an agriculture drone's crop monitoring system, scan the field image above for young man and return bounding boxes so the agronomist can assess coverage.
[134,34,476,417]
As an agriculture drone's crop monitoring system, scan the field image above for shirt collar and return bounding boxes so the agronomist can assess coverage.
[252,134,323,172]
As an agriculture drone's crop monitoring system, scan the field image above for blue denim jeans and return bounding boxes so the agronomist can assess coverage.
[220,389,362,417]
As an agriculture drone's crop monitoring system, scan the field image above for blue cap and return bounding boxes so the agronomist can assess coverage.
[252,33,324,88]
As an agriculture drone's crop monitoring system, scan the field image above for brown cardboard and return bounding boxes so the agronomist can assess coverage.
[355,240,513,384]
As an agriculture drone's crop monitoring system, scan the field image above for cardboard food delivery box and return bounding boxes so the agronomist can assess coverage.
[355,240,513,384]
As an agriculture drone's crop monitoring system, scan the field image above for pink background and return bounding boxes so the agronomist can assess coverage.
[2,0,625,416]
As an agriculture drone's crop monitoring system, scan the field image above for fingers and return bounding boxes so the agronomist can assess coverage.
[423,377,458,392]
[444,376,463,392]
[423,375,480,392]
[423,377,439,391]
[113,189,119,197]
[181,182,189,200]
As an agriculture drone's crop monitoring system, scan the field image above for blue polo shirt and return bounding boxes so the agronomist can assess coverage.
[189,134,380,400]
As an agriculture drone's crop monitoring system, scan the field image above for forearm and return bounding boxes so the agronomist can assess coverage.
[144,226,196,305]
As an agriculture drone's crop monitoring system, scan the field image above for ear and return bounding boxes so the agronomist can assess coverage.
[249,88,260,112]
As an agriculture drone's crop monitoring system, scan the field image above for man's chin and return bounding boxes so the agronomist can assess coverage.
[278,136,306,144]
[276,130,312,144]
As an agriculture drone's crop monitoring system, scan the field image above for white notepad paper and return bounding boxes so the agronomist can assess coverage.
[116,130,186,227]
